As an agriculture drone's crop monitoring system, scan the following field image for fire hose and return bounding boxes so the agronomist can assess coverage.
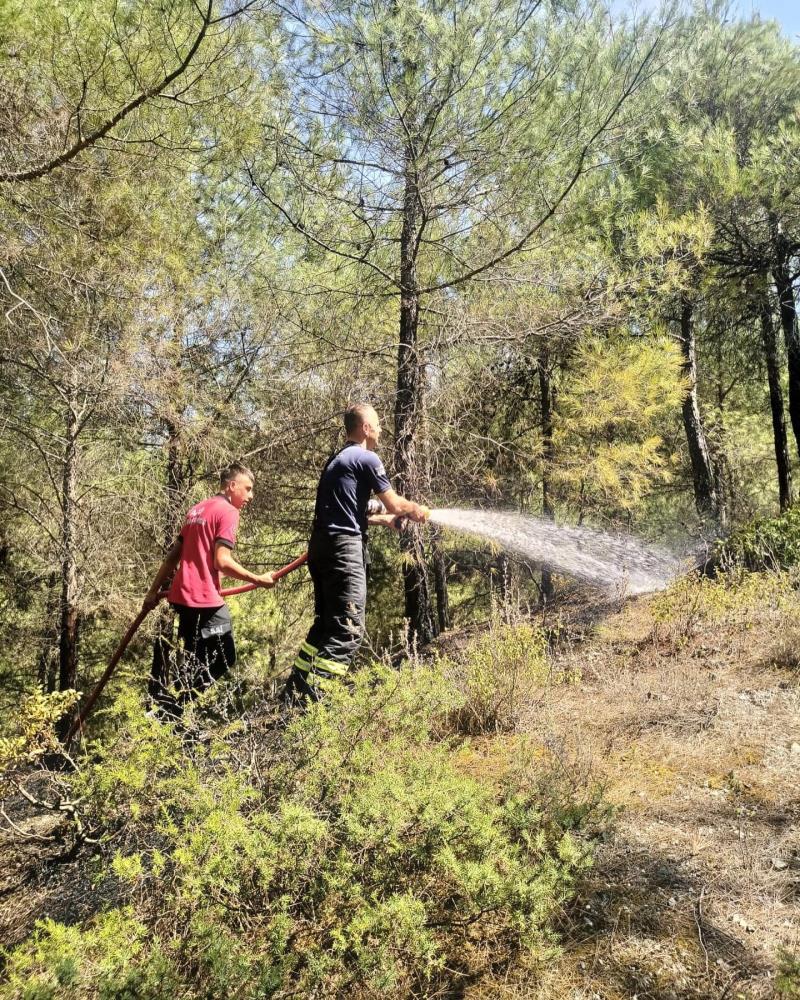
[64,552,308,745]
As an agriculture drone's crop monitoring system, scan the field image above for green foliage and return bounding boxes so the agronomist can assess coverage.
[0,909,177,1000]
[440,620,549,735]
[649,568,798,652]
[554,334,686,513]
[0,688,78,794]
[712,507,800,572]
[3,666,595,999]
[777,950,800,998]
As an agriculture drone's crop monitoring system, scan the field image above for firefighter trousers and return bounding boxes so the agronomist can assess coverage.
[150,604,236,717]
[286,529,367,702]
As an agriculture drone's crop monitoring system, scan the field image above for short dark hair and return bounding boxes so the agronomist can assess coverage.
[219,462,254,487]
[344,403,373,434]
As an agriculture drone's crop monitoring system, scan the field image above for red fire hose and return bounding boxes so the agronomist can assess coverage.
[64,552,308,745]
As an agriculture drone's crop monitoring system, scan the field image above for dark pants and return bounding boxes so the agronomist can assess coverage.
[150,604,236,717]
[284,530,366,704]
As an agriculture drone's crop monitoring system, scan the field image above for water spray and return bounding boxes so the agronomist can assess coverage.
[428,508,682,595]
[65,508,680,744]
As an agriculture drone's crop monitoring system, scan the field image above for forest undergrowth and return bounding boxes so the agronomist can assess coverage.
[1,569,798,999]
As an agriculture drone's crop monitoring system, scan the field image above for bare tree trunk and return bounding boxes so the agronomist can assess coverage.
[394,142,435,645]
[36,571,59,692]
[422,358,449,634]
[58,400,80,694]
[55,398,80,738]
[760,294,793,511]
[164,421,187,542]
[678,298,721,526]
[151,421,190,703]
[711,333,732,530]
[773,266,800,462]
[538,346,555,603]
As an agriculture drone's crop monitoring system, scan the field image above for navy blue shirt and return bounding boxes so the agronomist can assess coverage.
[314,442,392,536]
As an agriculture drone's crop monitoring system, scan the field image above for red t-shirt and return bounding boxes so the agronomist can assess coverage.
[167,494,240,608]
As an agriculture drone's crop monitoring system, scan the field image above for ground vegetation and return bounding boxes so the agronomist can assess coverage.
[1,1,799,996]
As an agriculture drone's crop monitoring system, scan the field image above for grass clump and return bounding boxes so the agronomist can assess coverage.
[440,619,549,735]
[1,664,594,1000]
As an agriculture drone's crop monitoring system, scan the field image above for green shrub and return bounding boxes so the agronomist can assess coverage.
[0,909,178,1000]
[1,666,594,999]
[440,620,549,735]
[650,568,796,648]
[0,688,78,795]
[712,506,800,572]
[777,950,800,998]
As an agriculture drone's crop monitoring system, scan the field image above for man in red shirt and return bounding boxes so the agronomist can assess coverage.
[143,462,274,717]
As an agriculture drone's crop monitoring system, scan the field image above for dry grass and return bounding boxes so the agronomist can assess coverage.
[486,574,800,1000]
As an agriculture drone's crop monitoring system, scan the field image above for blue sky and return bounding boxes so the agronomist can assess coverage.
[742,0,800,38]
[624,1,800,38]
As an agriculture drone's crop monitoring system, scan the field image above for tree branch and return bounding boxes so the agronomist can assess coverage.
[0,0,215,183]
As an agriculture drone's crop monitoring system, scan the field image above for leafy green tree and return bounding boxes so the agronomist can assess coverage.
[606,10,800,521]
[0,0,266,183]
[247,0,669,639]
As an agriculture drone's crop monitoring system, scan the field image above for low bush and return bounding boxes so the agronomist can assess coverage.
[0,910,177,1000]
[439,620,549,735]
[1,664,594,1000]
[649,568,797,647]
[712,506,800,572]
[777,950,800,998]
[0,688,78,795]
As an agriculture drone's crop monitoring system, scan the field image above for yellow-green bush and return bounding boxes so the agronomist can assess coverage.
[649,568,798,644]
[712,506,800,572]
[0,909,177,1000]
[1,666,593,999]
[440,620,549,735]
[0,688,78,795]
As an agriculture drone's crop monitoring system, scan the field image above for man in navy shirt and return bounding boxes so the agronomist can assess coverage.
[285,403,429,703]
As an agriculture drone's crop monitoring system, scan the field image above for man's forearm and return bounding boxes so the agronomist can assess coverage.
[367,513,398,528]
[380,492,428,518]
[216,552,266,585]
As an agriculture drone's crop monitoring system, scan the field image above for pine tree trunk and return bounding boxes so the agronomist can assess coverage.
[773,266,800,462]
[55,400,80,738]
[164,421,186,543]
[760,294,793,511]
[394,142,435,645]
[152,422,189,698]
[538,346,555,603]
[678,298,721,525]
[36,571,59,692]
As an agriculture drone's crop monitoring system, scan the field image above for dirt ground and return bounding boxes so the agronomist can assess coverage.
[515,583,800,1000]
